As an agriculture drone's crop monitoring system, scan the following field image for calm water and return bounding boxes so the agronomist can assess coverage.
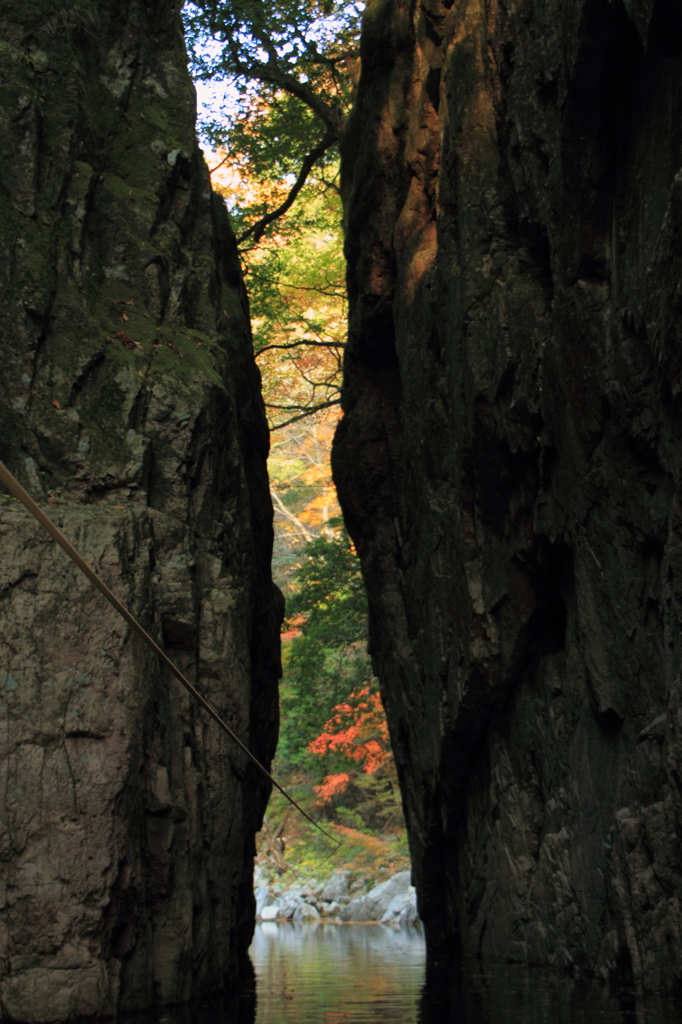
[150,923,681,1024]
[250,922,425,1022]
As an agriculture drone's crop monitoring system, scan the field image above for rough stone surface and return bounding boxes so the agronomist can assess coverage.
[339,871,412,921]
[335,0,682,991]
[319,871,351,903]
[0,1,280,1019]
[380,889,420,928]
[292,903,321,924]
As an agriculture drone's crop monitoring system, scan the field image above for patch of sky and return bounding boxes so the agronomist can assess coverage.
[183,0,365,174]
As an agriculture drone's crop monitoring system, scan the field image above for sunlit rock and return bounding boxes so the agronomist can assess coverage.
[336,0,682,990]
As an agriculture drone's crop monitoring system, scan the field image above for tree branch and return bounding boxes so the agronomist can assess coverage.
[256,339,344,356]
[208,154,229,177]
[236,132,337,245]
[244,59,344,134]
[270,489,315,542]
[267,399,342,430]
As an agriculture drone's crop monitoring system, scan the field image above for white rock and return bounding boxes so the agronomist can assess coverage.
[293,902,321,923]
[380,887,420,927]
[340,871,412,922]
[253,864,270,887]
[320,871,351,902]
[255,885,271,917]
[278,886,306,920]
[261,905,279,921]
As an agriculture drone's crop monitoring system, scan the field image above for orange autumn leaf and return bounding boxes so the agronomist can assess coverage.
[314,772,351,803]
[308,687,391,778]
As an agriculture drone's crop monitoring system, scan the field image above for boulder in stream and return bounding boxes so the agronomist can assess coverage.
[340,871,413,922]
[319,870,352,902]
[381,889,420,928]
[293,903,321,923]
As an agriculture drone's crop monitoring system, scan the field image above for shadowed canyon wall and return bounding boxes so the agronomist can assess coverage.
[335,0,682,991]
[0,1,280,1019]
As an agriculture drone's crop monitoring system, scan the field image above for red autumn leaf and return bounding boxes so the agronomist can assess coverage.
[308,687,391,777]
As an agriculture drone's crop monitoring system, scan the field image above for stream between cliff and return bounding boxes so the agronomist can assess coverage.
[152,924,681,1024]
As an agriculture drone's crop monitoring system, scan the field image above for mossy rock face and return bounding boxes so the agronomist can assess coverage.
[0,0,281,1018]
[0,0,256,516]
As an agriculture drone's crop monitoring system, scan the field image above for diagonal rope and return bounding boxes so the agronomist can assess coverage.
[0,460,341,849]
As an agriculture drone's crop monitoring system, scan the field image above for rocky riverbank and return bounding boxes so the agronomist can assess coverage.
[254,869,420,929]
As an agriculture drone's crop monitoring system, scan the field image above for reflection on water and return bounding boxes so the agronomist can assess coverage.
[145,923,681,1024]
[419,957,681,1024]
[251,922,425,1023]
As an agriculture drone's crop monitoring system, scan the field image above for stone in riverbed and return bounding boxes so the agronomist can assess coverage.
[255,886,272,917]
[261,905,280,922]
[320,870,352,902]
[278,886,306,920]
[319,901,341,917]
[340,871,412,922]
[293,903,321,923]
[380,889,420,928]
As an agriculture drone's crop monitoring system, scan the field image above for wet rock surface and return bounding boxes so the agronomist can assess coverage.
[335,0,682,991]
[0,0,280,1019]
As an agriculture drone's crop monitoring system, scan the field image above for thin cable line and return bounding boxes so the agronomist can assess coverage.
[0,460,340,849]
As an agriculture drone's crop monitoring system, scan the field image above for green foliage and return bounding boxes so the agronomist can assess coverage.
[278,519,373,767]
[243,180,345,350]
[261,786,410,881]
[183,0,362,247]
[209,88,330,182]
[183,0,362,129]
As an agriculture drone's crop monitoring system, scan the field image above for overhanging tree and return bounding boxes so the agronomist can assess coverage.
[183,0,362,238]
[183,0,362,427]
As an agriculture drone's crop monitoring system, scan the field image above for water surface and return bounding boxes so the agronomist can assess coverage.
[152,923,681,1024]
[250,922,425,1023]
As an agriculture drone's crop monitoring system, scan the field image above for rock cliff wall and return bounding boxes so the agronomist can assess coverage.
[335,0,682,990]
[0,1,280,1019]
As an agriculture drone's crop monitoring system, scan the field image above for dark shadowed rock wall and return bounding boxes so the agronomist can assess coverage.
[335,0,682,991]
[0,1,281,1019]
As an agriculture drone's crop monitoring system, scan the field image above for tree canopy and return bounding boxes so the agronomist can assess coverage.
[183,0,362,242]
[183,0,360,427]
